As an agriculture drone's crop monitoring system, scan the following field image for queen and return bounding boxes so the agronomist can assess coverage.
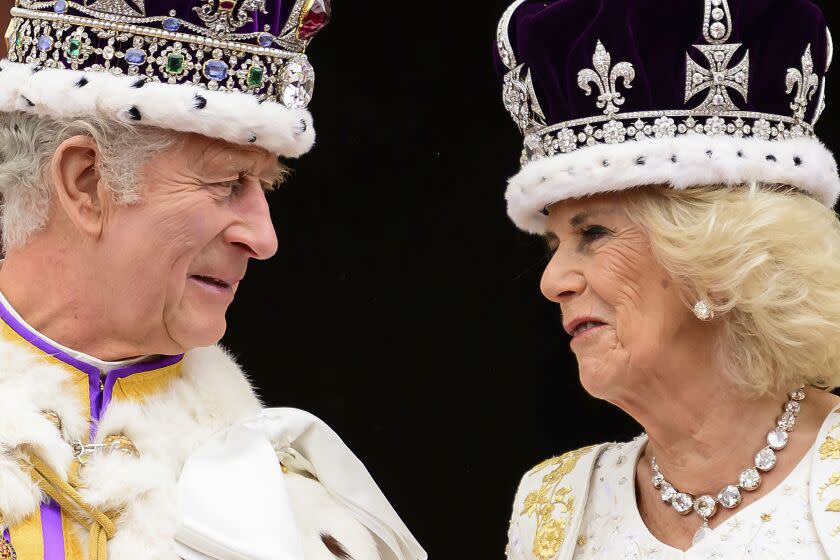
[495,0,840,558]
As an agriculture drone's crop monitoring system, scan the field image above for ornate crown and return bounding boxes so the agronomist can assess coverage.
[494,0,840,234]
[6,0,330,108]
[497,0,831,166]
[0,0,331,156]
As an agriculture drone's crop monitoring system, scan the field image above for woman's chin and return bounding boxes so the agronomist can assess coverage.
[576,361,618,400]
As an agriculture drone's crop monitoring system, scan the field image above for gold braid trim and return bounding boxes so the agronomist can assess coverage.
[17,445,117,560]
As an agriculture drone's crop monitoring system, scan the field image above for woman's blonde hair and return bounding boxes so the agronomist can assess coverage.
[624,183,840,396]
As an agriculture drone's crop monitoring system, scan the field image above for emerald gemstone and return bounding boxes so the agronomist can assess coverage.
[67,38,81,58]
[247,65,264,88]
[165,52,184,75]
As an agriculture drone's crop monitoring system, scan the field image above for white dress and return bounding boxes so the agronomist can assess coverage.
[572,434,827,559]
[506,407,840,560]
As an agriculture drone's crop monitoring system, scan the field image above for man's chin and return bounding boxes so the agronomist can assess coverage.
[168,316,228,353]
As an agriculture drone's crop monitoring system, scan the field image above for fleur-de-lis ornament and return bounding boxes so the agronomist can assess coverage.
[786,44,820,122]
[577,40,636,116]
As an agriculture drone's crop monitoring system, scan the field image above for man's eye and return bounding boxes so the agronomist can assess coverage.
[213,180,243,194]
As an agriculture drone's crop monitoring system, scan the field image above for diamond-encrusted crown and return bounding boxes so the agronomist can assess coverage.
[496,0,833,166]
[5,0,332,110]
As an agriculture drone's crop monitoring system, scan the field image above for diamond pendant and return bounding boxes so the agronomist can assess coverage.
[692,520,712,546]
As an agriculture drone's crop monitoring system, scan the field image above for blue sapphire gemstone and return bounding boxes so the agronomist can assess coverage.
[53,0,68,13]
[203,59,229,81]
[125,48,146,65]
[37,35,53,51]
[162,18,181,32]
[258,33,273,47]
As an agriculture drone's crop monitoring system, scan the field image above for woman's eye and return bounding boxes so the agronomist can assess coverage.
[582,225,608,239]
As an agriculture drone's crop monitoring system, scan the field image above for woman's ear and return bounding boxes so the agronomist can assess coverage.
[50,135,111,238]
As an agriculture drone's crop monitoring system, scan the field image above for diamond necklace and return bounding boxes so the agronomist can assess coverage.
[649,387,805,546]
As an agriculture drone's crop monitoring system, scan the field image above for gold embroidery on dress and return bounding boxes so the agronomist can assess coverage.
[818,413,840,537]
[521,447,595,560]
[817,473,840,500]
[820,435,840,460]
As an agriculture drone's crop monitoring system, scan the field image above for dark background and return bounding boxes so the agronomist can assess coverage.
[4,2,840,558]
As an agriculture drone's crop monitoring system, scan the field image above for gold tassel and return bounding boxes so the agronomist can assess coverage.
[18,446,117,560]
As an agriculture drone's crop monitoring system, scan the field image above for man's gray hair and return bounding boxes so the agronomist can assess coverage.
[0,111,176,249]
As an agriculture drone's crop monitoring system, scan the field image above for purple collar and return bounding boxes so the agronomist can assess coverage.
[0,295,183,436]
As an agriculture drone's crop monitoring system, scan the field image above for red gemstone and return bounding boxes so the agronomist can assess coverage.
[219,0,235,10]
[297,0,331,41]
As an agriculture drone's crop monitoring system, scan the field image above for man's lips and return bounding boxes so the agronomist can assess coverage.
[189,274,243,290]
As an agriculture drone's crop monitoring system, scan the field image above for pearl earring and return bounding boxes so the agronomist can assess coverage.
[693,301,714,321]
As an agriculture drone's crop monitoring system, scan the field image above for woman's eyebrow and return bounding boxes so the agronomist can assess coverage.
[569,208,608,227]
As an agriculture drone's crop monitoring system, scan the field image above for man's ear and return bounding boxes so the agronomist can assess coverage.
[50,135,111,238]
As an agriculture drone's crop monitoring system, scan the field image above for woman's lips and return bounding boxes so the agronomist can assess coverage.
[564,316,608,336]
[570,322,608,342]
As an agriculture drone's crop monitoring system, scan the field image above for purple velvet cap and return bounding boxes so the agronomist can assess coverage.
[136,0,297,36]
[56,0,297,37]
[495,0,831,128]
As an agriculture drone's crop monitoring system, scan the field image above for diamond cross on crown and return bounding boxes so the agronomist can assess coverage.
[684,0,749,113]
[685,43,750,112]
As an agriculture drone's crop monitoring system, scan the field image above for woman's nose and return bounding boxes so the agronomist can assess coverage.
[540,248,586,303]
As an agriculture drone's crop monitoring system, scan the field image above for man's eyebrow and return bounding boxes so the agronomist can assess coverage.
[201,155,288,188]
[258,159,289,190]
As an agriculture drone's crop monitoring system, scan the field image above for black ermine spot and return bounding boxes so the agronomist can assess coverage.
[320,534,353,559]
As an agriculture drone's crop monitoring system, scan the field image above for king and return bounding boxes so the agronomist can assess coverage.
[0,1,425,560]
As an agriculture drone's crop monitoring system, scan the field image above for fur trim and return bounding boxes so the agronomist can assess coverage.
[0,60,315,157]
[0,339,263,558]
[506,134,840,234]
[0,338,382,559]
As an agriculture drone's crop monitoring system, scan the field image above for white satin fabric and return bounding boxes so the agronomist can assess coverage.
[174,407,426,560]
